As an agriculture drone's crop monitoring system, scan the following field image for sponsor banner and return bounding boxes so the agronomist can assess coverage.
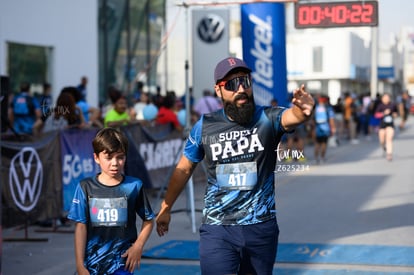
[192,8,229,100]
[121,123,184,189]
[1,132,62,227]
[60,128,100,212]
[1,124,183,227]
[241,3,288,107]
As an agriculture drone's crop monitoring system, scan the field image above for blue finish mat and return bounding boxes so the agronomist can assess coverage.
[143,240,414,267]
[137,264,414,275]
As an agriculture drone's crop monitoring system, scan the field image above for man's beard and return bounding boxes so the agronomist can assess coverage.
[223,93,255,125]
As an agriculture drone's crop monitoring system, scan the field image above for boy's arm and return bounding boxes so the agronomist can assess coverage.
[123,219,154,272]
[74,222,89,275]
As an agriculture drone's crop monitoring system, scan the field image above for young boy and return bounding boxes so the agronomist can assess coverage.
[68,127,154,275]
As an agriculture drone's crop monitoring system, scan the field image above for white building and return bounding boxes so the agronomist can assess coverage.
[400,26,414,95]
[287,28,373,103]
[0,0,99,107]
[1,1,411,109]
[285,25,407,104]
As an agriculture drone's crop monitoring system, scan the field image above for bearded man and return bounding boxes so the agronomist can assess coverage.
[156,57,315,275]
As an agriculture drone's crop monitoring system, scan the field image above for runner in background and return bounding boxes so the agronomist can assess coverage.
[374,93,398,161]
[312,95,336,164]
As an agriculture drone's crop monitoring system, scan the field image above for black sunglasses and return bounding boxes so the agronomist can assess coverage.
[218,75,252,92]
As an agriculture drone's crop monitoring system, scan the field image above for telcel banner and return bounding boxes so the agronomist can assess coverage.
[241,3,288,107]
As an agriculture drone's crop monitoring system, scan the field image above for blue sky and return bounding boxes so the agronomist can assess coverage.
[379,0,414,44]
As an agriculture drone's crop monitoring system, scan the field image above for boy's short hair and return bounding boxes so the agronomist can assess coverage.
[92,127,128,155]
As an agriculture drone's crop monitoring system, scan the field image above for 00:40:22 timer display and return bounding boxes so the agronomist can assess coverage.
[295,1,378,29]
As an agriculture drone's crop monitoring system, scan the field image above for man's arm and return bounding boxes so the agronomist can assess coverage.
[282,84,315,132]
[156,155,197,236]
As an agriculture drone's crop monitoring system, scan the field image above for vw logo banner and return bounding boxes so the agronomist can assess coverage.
[1,124,188,228]
[241,3,288,107]
[192,9,229,100]
[1,132,61,227]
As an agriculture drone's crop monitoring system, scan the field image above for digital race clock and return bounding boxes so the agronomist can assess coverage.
[294,1,378,29]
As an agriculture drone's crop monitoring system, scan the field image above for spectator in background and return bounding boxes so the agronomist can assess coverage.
[368,93,382,135]
[174,96,184,113]
[333,97,344,142]
[77,76,88,101]
[42,88,86,132]
[100,85,119,119]
[8,81,43,136]
[152,86,164,108]
[180,86,195,111]
[193,89,222,116]
[398,90,411,130]
[133,80,144,103]
[64,86,103,128]
[39,82,53,122]
[343,92,352,139]
[104,89,133,128]
[343,92,359,144]
[132,91,151,120]
[156,91,182,131]
[358,92,372,139]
